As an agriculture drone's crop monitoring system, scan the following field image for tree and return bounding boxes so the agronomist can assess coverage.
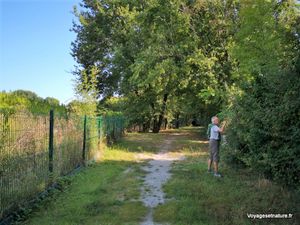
[71,0,300,185]
[223,0,300,186]
[72,0,238,132]
[0,90,66,115]
[67,93,98,116]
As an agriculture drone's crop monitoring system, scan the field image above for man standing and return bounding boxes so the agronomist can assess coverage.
[208,116,225,177]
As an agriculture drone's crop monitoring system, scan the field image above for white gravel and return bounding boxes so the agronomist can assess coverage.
[139,138,185,225]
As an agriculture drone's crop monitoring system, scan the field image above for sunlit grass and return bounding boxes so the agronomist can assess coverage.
[21,127,299,225]
[22,128,198,225]
[101,147,137,162]
[153,128,300,225]
[115,132,164,153]
[24,138,148,225]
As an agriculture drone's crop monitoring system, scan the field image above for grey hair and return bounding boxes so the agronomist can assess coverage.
[211,116,218,123]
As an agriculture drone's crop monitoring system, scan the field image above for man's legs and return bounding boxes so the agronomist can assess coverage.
[213,161,218,173]
[208,140,213,172]
[208,159,212,171]
[211,140,221,177]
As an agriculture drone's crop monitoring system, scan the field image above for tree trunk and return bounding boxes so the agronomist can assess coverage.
[164,118,168,130]
[153,115,164,133]
[152,93,168,133]
[175,113,180,129]
[152,116,159,133]
[142,119,151,132]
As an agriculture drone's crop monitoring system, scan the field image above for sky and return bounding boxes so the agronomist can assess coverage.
[0,0,81,104]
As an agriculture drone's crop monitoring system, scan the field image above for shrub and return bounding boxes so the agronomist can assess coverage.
[224,66,300,187]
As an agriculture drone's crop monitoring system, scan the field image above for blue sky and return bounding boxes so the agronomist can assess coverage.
[0,0,81,104]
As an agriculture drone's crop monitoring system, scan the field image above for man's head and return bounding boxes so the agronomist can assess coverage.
[211,116,219,125]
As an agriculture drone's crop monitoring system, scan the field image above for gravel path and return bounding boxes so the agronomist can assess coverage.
[138,137,185,225]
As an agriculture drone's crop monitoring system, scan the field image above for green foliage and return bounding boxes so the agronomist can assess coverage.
[231,0,282,75]
[225,68,300,187]
[67,99,97,116]
[72,0,238,132]
[223,0,300,187]
[0,90,66,115]
[98,96,126,113]
[71,0,300,186]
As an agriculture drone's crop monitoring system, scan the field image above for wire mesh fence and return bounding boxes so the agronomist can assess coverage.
[0,111,125,219]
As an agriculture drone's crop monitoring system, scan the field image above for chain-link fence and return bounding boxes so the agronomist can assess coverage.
[0,111,124,220]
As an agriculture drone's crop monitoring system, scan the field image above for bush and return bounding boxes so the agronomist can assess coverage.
[224,66,300,187]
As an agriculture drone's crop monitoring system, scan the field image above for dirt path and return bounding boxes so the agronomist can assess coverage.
[138,136,185,225]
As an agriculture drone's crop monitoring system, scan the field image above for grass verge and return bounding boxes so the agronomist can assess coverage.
[21,135,163,225]
[16,127,299,225]
[153,127,300,225]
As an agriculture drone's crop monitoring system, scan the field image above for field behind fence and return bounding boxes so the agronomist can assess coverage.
[0,111,125,220]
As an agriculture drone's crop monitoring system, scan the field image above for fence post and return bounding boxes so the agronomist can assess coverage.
[82,115,87,164]
[48,110,54,180]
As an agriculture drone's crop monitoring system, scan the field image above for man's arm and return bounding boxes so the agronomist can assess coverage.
[219,121,226,133]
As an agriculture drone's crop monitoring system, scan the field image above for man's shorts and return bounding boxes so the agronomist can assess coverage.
[209,139,220,162]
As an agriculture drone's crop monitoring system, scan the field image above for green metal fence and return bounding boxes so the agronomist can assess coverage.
[0,111,124,220]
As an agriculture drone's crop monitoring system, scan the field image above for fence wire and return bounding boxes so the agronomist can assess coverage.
[0,112,124,219]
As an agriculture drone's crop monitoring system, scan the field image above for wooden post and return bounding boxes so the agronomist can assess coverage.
[49,110,54,175]
[82,115,87,164]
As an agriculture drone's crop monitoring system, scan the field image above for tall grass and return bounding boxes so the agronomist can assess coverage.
[0,112,124,220]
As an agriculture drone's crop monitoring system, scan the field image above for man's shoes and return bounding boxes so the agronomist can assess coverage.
[214,172,222,178]
[207,169,213,174]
